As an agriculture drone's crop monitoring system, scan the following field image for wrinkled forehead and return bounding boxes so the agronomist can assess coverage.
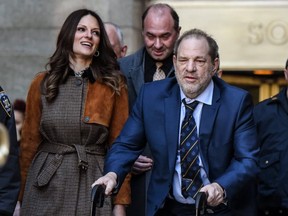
[177,37,210,57]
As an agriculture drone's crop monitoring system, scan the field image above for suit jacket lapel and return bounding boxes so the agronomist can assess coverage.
[130,49,145,96]
[199,81,221,176]
[164,82,181,173]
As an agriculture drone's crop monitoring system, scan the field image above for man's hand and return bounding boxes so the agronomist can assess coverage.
[200,182,224,206]
[132,155,153,175]
[92,172,117,196]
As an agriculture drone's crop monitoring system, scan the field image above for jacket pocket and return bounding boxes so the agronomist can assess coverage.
[259,152,280,169]
[258,152,280,195]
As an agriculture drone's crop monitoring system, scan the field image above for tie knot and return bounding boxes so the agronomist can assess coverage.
[182,99,199,113]
[156,62,163,69]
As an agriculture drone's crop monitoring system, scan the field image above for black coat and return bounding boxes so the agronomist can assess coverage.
[254,87,288,208]
[0,86,20,215]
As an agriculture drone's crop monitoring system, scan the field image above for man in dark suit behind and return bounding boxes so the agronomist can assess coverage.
[94,28,259,216]
[118,3,181,215]
[254,59,288,216]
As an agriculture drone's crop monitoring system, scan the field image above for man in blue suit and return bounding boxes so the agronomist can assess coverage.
[94,28,259,215]
[119,4,181,216]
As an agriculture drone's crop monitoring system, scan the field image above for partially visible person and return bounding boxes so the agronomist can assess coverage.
[120,3,181,110]
[104,22,127,58]
[0,86,20,216]
[254,59,288,216]
[214,53,222,78]
[93,28,259,216]
[119,4,181,215]
[12,99,25,216]
[19,9,130,215]
[13,99,26,145]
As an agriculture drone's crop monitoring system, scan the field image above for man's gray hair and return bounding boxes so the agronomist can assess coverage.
[104,22,125,46]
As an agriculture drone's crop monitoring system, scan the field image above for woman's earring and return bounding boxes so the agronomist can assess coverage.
[94,50,100,57]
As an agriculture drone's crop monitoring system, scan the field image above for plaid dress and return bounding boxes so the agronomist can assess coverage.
[21,76,113,216]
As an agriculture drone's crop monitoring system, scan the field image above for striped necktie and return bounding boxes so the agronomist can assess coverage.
[180,99,203,199]
[153,62,166,81]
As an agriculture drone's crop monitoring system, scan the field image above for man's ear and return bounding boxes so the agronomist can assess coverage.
[120,45,128,58]
[284,68,288,81]
[173,54,177,66]
[213,58,220,74]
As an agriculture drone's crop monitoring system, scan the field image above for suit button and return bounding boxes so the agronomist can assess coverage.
[75,79,82,86]
[84,116,90,122]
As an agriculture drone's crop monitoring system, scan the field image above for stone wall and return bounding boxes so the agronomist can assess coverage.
[0,0,145,101]
[2,0,285,102]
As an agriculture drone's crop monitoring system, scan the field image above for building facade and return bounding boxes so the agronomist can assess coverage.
[1,0,287,102]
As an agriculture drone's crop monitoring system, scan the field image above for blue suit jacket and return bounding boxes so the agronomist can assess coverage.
[105,76,259,216]
[118,47,175,216]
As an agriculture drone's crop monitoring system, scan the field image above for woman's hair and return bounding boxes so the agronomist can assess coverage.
[43,9,123,102]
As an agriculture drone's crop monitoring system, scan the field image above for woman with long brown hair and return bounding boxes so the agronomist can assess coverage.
[19,9,130,215]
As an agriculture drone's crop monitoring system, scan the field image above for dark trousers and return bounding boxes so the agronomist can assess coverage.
[126,173,146,216]
[127,146,152,216]
[155,198,231,216]
[258,208,288,216]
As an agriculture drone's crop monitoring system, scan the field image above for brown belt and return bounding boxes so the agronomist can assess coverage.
[34,141,106,187]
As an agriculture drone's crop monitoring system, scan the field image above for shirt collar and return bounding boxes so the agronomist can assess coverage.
[68,67,95,83]
[145,51,174,74]
[180,79,214,106]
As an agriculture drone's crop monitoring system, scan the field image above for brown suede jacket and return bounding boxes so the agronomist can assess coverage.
[19,72,131,205]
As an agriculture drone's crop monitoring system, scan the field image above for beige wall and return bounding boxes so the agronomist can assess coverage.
[2,0,287,101]
[151,0,288,71]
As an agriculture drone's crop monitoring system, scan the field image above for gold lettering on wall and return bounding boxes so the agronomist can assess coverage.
[248,20,288,45]
[248,21,263,44]
[267,20,288,45]
[157,0,288,69]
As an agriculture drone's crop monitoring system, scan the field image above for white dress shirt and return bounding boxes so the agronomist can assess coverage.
[173,79,214,204]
